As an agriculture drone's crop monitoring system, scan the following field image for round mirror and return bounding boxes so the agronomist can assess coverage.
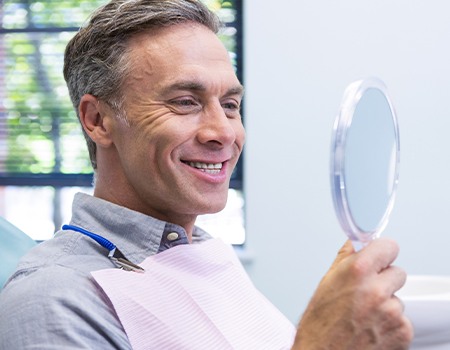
[330,78,400,250]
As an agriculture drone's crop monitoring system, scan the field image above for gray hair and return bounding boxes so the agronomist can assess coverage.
[63,0,221,169]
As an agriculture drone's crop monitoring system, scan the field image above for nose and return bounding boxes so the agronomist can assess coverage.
[196,102,238,148]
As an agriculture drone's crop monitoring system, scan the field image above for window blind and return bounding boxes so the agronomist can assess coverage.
[0,0,243,188]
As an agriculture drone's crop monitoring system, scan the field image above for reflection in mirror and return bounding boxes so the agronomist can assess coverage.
[330,78,399,249]
[345,88,397,232]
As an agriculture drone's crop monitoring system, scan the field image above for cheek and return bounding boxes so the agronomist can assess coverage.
[129,122,192,168]
[234,121,246,149]
[112,122,153,170]
[152,122,190,150]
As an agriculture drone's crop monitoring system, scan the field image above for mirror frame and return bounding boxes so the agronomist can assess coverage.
[330,78,400,247]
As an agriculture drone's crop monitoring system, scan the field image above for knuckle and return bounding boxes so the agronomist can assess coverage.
[396,318,414,347]
[348,256,371,280]
[384,300,403,320]
[377,237,400,252]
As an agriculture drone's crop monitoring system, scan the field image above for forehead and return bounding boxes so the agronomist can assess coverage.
[124,23,240,90]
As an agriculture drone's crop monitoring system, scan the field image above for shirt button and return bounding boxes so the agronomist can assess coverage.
[167,232,179,241]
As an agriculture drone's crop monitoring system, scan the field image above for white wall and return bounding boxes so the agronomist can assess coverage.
[243,0,450,323]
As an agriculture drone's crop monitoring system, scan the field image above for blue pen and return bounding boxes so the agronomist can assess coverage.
[62,224,145,273]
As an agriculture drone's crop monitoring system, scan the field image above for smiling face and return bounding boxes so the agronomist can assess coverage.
[92,22,245,233]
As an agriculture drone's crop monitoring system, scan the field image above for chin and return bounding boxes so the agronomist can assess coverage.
[198,198,228,215]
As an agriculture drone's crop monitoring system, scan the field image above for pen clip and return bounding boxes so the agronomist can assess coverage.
[108,248,145,273]
[110,256,145,273]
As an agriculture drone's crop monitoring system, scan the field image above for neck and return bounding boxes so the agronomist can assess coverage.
[93,182,196,242]
[93,150,198,240]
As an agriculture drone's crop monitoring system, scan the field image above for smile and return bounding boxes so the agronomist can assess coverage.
[185,161,223,174]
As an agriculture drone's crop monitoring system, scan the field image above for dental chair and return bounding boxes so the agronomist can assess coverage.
[0,217,37,288]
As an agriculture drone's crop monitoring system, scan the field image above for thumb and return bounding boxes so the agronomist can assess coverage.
[331,240,355,266]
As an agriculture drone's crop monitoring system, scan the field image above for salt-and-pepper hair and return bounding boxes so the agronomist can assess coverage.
[63,0,221,169]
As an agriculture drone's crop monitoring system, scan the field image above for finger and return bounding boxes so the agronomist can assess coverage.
[358,237,400,273]
[379,297,414,346]
[401,313,415,345]
[378,265,407,296]
[327,240,355,270]
[392,294,405,313]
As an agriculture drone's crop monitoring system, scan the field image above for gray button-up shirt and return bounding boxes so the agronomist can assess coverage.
[0,192,211,349]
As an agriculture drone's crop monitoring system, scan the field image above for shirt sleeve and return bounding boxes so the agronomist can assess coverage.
[0,264,132,350]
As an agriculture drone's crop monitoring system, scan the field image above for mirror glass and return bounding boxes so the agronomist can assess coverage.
[330,78,400,249]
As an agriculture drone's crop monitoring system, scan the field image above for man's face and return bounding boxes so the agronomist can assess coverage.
[106,23,245,228]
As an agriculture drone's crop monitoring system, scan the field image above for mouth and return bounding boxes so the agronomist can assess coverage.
[182,161,223,174]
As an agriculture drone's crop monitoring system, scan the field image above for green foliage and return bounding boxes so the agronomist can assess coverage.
[1,0,237,174]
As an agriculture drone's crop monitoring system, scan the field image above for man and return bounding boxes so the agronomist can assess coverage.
[0,0,413,349]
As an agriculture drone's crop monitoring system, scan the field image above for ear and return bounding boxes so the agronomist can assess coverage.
[79,94,114,147]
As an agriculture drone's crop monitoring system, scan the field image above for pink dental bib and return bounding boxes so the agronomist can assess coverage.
[92,238,296,350]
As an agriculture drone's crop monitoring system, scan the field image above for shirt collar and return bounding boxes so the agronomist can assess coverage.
[69,192,211,264]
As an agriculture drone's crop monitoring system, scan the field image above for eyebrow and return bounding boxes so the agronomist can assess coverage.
[160,80,245,98]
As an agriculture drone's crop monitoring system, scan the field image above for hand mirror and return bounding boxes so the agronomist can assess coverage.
[330,78,400,250]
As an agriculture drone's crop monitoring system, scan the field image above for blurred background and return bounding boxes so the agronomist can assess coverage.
[243,0,450,323]
[2,0,450,324]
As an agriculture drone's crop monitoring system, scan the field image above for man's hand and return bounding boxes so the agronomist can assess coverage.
[292,238,413,350]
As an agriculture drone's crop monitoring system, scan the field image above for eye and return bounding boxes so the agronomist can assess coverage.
[168,97,202,114]
[171,98,197,106]
[222,101,239,110]
[222,99,241,118]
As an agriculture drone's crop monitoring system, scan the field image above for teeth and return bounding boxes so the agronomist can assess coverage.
[187,162,222,173]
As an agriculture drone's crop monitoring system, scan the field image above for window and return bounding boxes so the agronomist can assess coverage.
[0,0,245,244]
